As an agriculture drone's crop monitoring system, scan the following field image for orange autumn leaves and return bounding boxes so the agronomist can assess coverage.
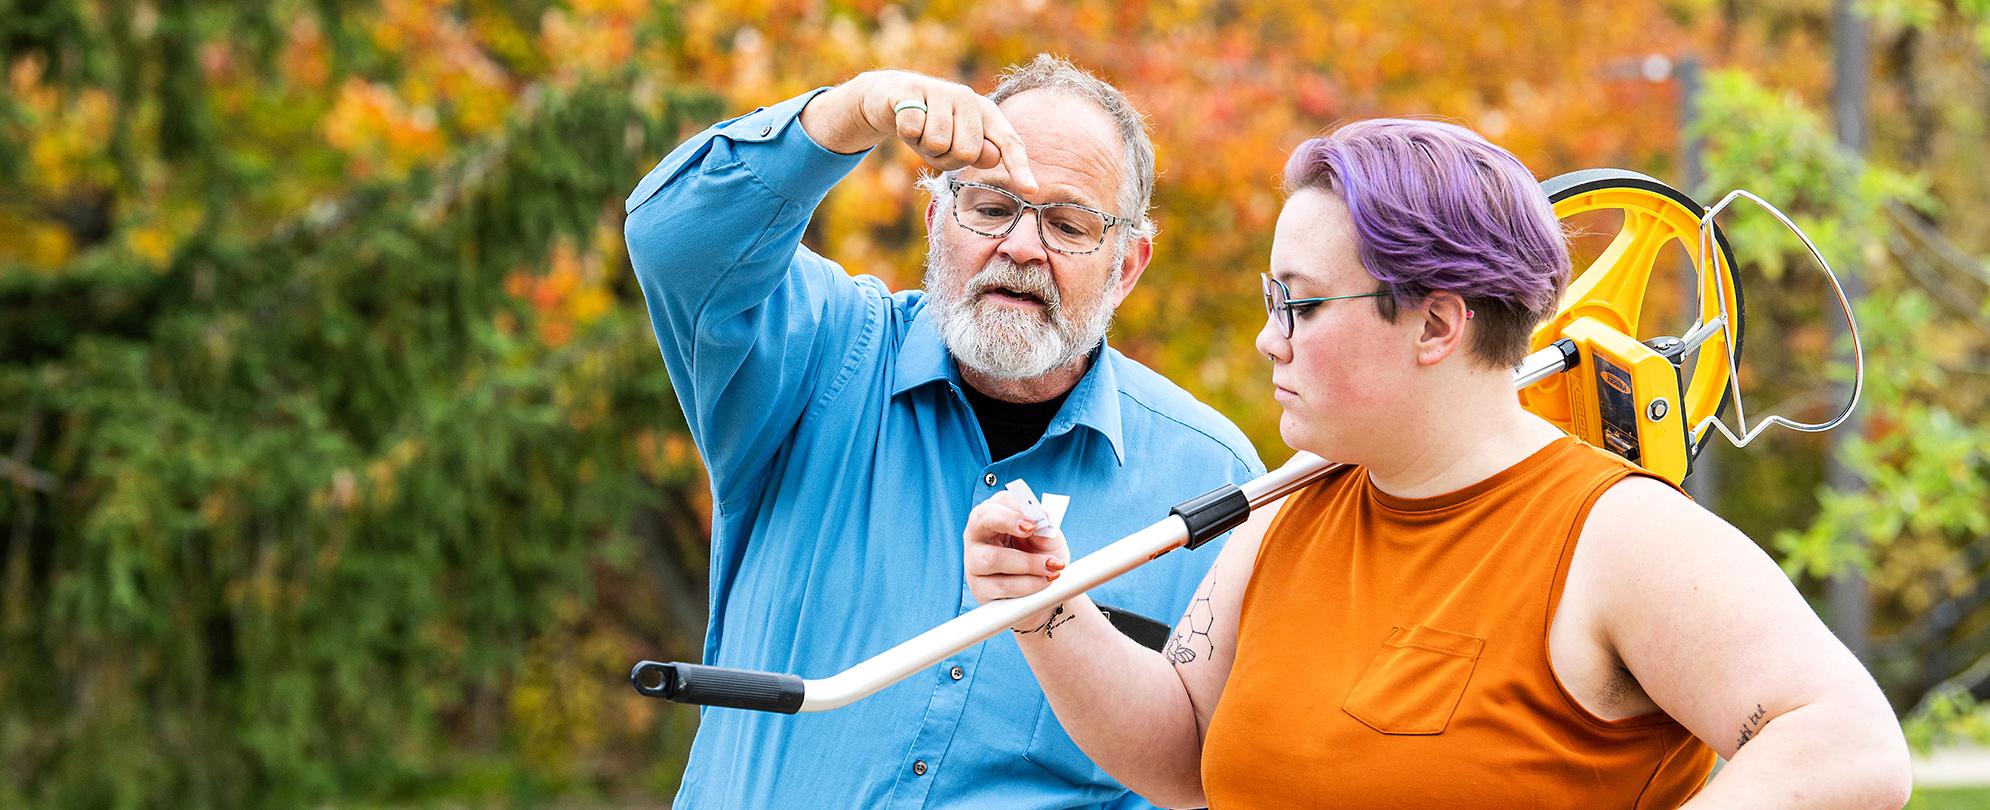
[7,0,1717,453]
[324,78,449,180]
[504,237,618,349]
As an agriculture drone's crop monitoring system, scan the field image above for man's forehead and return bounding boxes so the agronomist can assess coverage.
[983,89,1125,208]
[957,169,1103,207]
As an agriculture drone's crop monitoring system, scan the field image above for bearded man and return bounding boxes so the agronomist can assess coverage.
[623,55,1262,808]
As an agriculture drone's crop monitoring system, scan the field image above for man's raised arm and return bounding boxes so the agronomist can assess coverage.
[622,72,1034,506]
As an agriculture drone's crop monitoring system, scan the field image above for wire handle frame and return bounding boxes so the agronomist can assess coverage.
[1694,189,1865,448]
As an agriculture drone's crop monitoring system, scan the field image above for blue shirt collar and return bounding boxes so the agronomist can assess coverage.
[893,301,1126,465]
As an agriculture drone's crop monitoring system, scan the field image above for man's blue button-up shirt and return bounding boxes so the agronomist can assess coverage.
[624,88,1265,810]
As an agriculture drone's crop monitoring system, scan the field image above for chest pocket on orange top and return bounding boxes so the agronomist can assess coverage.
[1342,624,1485,735]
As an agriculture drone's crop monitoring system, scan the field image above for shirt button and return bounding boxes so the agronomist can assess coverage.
[912,759,928,776]
[949,665,964,681]
[759,124,773,137]
[983,472,997,486]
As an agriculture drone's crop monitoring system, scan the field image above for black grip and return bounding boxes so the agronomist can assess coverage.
[1171,483,1250,550]
[1553,337,1579,372]
[629,660,806,714]
[1097,603,1173,652]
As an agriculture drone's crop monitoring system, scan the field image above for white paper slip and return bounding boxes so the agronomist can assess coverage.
[1004,480,1070,538]
[1005,479,1047,522]
[1039,493,1070,532]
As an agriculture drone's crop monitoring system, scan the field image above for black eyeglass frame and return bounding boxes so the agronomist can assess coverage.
[945,179,1130,256]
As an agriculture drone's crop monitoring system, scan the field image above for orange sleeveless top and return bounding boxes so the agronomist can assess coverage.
[1201,437,1715,808]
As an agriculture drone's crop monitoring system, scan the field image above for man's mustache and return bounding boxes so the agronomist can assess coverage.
[964,261,1060,314]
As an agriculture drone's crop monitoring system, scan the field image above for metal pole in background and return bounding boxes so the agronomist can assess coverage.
[1828,0,1871,663]
[1674,55,1722,512]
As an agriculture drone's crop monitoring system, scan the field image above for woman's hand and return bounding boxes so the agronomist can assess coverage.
[962,491,1069,631]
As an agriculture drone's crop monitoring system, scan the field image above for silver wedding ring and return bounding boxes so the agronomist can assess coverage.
[892,98,929,116]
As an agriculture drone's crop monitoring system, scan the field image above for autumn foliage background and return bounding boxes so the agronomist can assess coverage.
[3,1,1989,807]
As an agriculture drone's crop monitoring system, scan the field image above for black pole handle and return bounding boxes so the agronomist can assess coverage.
[629,660,807,714]
[1171,483,1249,550]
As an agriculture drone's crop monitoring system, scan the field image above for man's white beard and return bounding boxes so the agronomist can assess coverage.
[925,239,1119,381]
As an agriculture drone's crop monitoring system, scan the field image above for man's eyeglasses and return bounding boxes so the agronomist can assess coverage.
[1261,273,1390,339]
[947,179,1128,255]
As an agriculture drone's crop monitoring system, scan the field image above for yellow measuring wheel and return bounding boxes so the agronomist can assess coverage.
[1526,169,1745,484]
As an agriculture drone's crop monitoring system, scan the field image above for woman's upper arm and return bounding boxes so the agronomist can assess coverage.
[1172,495,1282,741]
[1581,477,1898,759]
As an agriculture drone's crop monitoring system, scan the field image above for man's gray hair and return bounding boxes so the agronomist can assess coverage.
[917,54,1158,244]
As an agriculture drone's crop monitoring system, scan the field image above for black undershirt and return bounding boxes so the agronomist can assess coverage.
[961,384,1070,462]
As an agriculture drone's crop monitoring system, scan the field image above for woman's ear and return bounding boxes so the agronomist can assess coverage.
[1415,292,1471,366]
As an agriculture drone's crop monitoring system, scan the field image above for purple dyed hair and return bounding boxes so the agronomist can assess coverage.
[1284,118,1570,367]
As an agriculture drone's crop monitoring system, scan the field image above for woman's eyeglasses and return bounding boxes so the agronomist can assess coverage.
[1260,273,1389,339]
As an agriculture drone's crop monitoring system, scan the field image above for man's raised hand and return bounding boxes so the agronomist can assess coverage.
[800,70,1038,195]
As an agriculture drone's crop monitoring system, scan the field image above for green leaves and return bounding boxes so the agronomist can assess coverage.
[1698,46,1990,746]
[1693,70,1928,280]
[0,63,719,807]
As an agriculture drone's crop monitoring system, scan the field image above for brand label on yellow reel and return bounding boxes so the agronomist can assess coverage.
[1558,317,1692,484]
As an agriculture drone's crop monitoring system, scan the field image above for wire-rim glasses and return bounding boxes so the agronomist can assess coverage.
[947,179,1127,255]
[1261,273,1390,338]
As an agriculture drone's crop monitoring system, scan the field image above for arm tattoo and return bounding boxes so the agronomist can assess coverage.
[1015,604,1075,638]
[1735,702,1768,749]
[1166,564,1220,665]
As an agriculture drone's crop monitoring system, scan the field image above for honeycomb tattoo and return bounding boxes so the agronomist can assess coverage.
[1167,565,1218,665]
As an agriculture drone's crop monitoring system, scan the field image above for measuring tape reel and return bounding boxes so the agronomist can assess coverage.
[1527,169,1746,485]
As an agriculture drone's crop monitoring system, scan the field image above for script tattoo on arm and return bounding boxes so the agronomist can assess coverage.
[1166,564,1219,666]
[1735,702,1768,750]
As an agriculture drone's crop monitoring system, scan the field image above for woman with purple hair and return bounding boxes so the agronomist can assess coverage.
[963,119,1910,807]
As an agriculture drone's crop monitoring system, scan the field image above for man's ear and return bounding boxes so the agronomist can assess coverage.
[925,199,939,232]
[1415,291,1470,366]
[1109,236,1153,306]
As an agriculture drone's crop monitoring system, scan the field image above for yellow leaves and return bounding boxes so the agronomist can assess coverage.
[634,430,661,478]
[503,238,617,349]
[571,0,650,17]
[664,434,694,469]
[370,0,458,53]
[818,151,928,287]
[363,0,516,136]
[4,56,121,269]
[672,4,967,105]
[323,78,446,181]
[1869,532,1975,614]
[467,0,540,75]
[634,430,699,480]
[362,438,425,509]
[198,491,233,527]
[508,598,645,777]
[125,224,176,266]
[106,199,204,270]
[0,215,76,269]
[14,61,118,193]
[538,0,641,84]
